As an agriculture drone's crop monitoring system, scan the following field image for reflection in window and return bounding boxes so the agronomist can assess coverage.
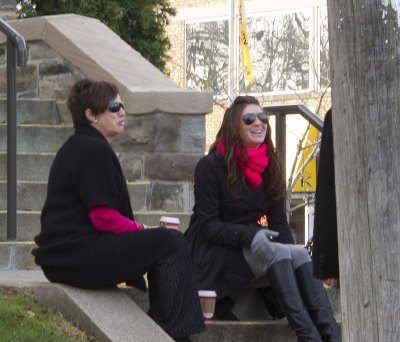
[319,7,330,89]
[185,19,229,95]
[241,10,311,93]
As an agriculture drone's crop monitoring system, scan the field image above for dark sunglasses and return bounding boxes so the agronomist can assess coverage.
[242,112,269,125]
[108,101,124,113]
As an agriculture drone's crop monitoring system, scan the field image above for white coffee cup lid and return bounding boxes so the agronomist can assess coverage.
[160,216,180,224]
[198,290,217,297]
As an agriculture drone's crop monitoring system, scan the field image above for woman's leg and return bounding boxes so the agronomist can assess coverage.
[147,230,205,340]
[292,252,341,342]
[267,258,322,342]
[244,242,321,341]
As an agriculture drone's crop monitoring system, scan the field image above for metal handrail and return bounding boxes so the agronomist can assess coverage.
[0,19,27,241]
[264,104,323,131]
[263,103,324,198]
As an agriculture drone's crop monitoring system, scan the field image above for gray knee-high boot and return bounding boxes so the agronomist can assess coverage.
[267,259,322,342]
[295,262,341,342]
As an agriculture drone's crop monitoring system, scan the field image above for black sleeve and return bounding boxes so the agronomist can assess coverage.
[266,197,295,244]
[312,109,339,279]
[193,156,258,248]
[75,139,123,212]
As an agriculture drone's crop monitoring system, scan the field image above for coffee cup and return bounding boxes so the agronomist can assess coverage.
[198,290,217,321]
[159,216,180,229]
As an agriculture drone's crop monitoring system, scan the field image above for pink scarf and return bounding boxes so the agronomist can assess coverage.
[218,142,269,189]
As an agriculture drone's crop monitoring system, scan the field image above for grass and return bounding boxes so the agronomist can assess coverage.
[0,289,98,342]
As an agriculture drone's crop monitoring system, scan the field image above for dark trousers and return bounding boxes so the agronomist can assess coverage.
[147,231,205,339]
[41,229,205,340]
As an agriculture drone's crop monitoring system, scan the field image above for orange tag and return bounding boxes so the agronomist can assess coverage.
[257,214,268,226]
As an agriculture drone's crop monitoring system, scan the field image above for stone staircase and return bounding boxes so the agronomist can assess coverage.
[125,286,341,342]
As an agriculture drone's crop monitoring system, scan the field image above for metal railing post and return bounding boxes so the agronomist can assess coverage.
[7,39,17,241]
[0,19,27,241]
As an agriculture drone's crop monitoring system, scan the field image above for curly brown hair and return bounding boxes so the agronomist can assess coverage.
[209,96,285,200]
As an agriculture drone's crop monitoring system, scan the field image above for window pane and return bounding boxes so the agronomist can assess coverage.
[240,10,311,93]
[319,7,330,89]
[185,19,229,95]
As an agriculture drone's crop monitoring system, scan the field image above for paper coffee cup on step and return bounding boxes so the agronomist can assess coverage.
[198,290,217,321]
[159,216,180,229]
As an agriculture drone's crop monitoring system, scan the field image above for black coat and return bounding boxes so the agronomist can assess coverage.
[312,109,339,279]
[32,125,177,289]
[185,152,294,298]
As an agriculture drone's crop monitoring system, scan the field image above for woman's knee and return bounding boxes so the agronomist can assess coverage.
[288,245,311,269]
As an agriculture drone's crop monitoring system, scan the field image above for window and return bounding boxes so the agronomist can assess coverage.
[185,19,229,95]
[240,9,311,93]
[184,6,329,97]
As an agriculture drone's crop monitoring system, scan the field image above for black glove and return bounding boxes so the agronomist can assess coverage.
[250,229,277,263]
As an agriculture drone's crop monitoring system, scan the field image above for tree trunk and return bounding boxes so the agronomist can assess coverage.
[328,1,400,341]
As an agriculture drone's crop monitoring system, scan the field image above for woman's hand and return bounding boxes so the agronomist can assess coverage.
[320,278,339,289]
[250,230,277,263]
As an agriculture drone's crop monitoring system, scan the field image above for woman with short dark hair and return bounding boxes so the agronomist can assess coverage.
[33,78,205,342]
[185,96,340,341]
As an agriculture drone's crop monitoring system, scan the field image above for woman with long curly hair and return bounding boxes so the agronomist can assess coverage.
[185,96,340,341]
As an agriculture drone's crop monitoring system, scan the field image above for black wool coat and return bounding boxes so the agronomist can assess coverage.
[185,152,294,299]
[32,125,177,289]
[312,109,339,279]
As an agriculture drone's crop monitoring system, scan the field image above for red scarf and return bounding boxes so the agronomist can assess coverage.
[218,142,269,189]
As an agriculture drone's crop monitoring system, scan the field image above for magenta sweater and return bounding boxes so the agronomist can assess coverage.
[89,205,144,233]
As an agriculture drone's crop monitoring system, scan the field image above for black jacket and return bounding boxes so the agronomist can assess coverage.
[185,152,294,298]
[32,125,176,289]
[312,109,339,279]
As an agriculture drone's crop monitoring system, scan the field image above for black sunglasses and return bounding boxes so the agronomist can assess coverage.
[108,101,124,113]
[243,112,269,125]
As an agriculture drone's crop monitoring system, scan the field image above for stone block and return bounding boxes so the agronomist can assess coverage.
[0,182,46,211]
[0,98,58,124]
[0,125,73,153]
[144,153,202,181]
[39,60,74,76]
[39,69,83,101]
[0,212,41,241]
[29,41,60,60]
[0,45,5,65]
[12,242,38,270]
[0,242,10,268]
[118,153,143,181]
[0,242,39,270]
[111,114,180,153]
[56,100,73,123]
[127,182,149,211]
[180,115,206,153]
[0,64,37,93]
[149,182,183,212]
[0,153,54,182]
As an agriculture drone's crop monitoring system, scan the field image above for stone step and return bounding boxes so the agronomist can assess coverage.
[193,321,297,342]
[0,211,192,241]
[0,124,73,153]
[0,180,150,211]
[0,98,60,124]
[0,152,164,182]
[0,152,55,182]
[123,287,340,342]
[0,179,194,216]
